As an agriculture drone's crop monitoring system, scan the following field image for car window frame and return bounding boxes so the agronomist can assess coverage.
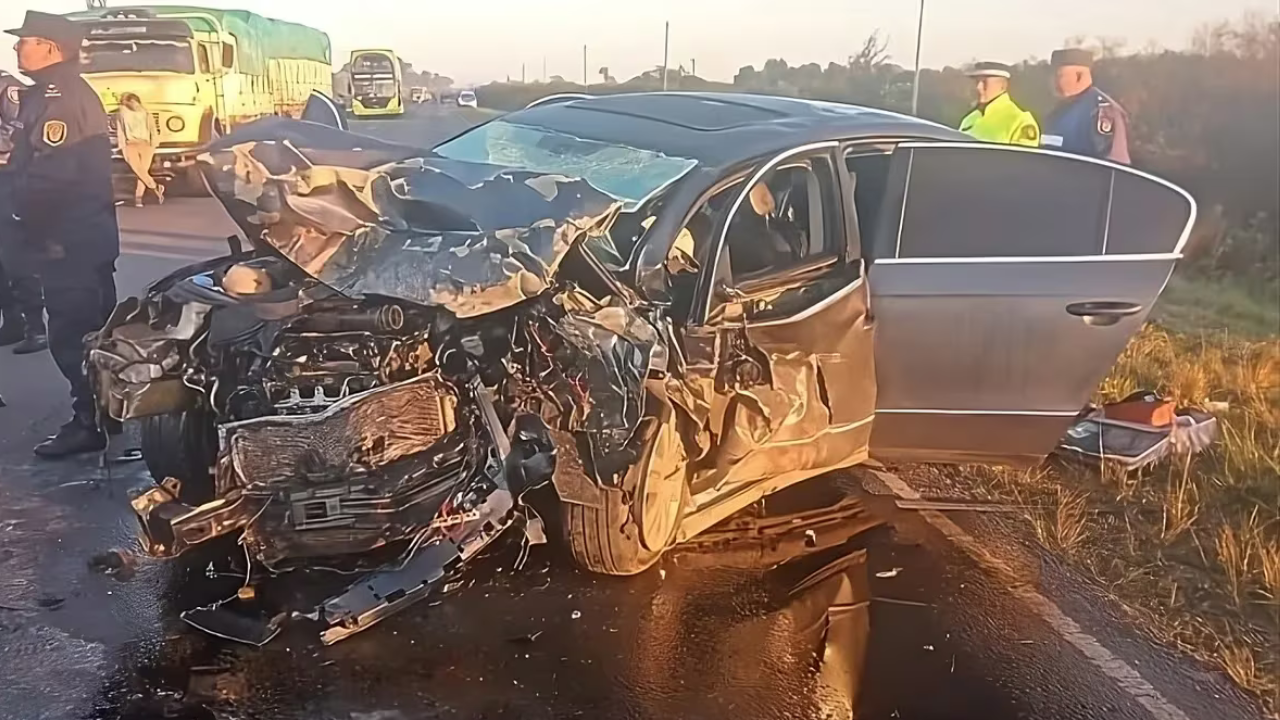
[840,142,899,263]
[876,141,1194,266]
[692,141,843,326]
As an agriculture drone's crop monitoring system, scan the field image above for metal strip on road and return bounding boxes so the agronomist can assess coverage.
[870,469,1194,720]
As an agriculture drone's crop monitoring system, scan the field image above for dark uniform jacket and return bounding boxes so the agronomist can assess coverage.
[0,71,25,260]
[1043,85,1131,165]
[9,60,119,264]
[0,71,23,166]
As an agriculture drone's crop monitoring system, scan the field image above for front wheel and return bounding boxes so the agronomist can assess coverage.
[564,401,688,576]
[139,410,218,505]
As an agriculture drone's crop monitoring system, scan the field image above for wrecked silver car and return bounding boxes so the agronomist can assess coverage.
[89,93,1196,644]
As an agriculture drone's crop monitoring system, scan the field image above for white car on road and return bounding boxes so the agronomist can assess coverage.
[458,90,478,108]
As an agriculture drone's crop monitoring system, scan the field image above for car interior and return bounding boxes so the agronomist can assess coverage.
[723,163,826,280]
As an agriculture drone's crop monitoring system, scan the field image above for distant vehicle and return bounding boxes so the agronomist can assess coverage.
[63,5,332,185]
[349,49,404,117]
[457,90,478,108]
[524,93,589,109]
[410,87,429,104]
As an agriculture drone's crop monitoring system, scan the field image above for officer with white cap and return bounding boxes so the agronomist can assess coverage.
[958,61,1040,147]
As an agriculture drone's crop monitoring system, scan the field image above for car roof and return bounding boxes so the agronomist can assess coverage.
[501,92,966,168]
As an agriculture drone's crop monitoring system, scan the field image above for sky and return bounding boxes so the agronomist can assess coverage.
[1,1,1273,83]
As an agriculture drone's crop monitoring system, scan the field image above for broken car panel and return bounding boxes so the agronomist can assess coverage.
[88,93,1195,645]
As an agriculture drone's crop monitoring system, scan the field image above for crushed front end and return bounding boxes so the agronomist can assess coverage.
[89,121,667,644]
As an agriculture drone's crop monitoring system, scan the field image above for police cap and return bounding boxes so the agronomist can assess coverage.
[1051,48,1095,68]
[5,11,85,54]
[965,61,1013,78]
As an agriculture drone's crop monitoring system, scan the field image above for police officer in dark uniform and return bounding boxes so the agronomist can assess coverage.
[1043,48,1131,165]
[0,68,47,354]
[7,11,121,458]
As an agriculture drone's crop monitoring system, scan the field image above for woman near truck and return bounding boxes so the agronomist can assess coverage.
[115,93,164,207]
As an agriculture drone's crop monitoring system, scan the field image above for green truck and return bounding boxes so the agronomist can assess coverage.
[65,6,333,184]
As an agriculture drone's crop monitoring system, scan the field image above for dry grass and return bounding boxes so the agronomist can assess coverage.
[1030,489,1093,554]
[1161,461,1200,544]
[923,316,1280,713]
[1218,524,1254,607]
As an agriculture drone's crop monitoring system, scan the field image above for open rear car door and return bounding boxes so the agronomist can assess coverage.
[865,143,1195,465]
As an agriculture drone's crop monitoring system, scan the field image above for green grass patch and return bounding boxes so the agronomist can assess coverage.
[1154,272,1279,340]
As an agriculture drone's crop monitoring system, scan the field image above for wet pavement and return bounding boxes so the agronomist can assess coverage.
[0,107,1268,720]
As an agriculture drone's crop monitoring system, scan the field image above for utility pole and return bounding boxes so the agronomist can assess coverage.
[583,45,589,93]
[521,63,526,84]
[691,58,696,78]
[911,0,925,115]
[661,21,670,91]
[542,56,547,83]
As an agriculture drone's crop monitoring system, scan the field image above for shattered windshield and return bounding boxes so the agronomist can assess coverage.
[433,120,698,211]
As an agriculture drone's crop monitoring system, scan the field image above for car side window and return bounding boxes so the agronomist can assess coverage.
[845,150,892,260]
[700,151,857,325]
[893,145,1113,259]
[723,156,841,283]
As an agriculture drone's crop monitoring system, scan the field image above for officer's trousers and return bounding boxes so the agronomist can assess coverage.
[0,190,43,323]
[0,258,44,320]
[42,260,116,419]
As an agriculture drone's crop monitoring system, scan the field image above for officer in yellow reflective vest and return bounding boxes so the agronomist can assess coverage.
[958,61,1040,147]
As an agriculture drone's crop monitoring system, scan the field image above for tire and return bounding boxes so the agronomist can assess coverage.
[564,400,688,576]
[140,410,218,505]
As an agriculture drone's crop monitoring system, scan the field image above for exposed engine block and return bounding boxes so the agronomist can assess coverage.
[219,301,436,421]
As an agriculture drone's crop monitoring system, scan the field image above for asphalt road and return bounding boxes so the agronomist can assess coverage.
[0,106,1268,720]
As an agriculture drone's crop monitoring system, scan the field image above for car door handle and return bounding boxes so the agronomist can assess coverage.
[1065,301,1144,327]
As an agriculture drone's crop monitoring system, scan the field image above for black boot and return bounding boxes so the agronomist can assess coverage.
[34,415,107,459]
[11,316,48,355]
[0,309,22,347]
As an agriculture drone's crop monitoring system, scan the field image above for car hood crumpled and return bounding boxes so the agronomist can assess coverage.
[198,118,626,318]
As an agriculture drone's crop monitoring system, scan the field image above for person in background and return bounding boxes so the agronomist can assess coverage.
[958,61,1040,147]
[0,68,46,354]
[1043,48,1131,165]
[115,92,163,207]
[7,11,121,458]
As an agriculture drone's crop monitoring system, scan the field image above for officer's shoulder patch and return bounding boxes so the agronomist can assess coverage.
[1021,124,1040,141]
[43,120,67,146]
[5,85,18,105]
[1097,111,1114,136]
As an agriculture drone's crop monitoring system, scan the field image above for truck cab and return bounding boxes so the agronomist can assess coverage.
[76,11,236,180]
[66,6,334,189]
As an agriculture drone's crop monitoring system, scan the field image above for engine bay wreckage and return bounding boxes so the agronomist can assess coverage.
[89,118,767,645]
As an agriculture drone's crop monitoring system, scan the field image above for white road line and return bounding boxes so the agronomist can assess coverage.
[871,469,1194,720]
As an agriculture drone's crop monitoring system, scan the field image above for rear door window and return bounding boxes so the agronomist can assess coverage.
[893,145,1111,259]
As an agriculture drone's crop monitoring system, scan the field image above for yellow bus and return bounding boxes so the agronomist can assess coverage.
[66,6,332,185]
[348,49,404,117]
